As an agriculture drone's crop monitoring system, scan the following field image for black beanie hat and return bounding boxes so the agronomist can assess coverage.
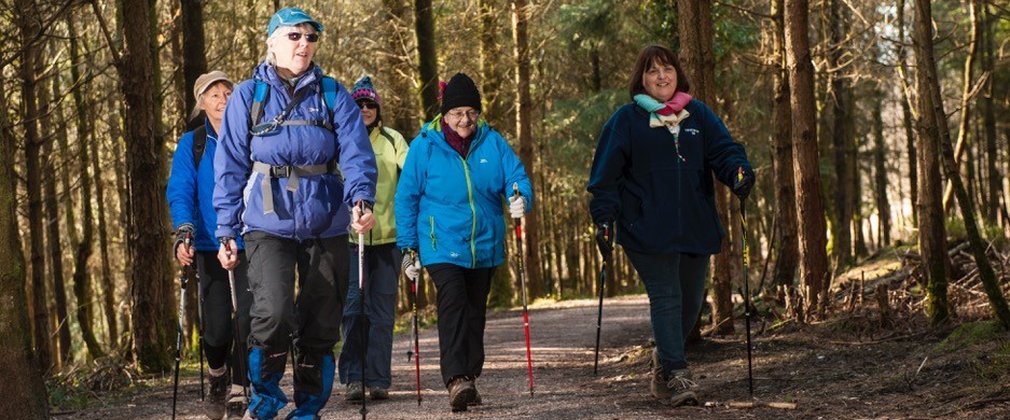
[440,73,482,115]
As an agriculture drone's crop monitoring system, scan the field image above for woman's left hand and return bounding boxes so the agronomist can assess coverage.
[351,201,376,234]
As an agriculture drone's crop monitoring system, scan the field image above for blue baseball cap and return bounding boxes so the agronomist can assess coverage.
[267,7,324,37]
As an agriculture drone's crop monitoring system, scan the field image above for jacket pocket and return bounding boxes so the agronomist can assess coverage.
[429,215,437,252]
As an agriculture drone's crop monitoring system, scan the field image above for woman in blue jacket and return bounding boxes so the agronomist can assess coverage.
[213,8,377,420]
[395,72,533,412]
[167,70,251,419]
[588,45,754,407]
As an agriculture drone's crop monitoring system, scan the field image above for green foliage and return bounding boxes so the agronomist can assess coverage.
[945,215,966,241]
[936,320,1003,353]
[973,340,1010,381]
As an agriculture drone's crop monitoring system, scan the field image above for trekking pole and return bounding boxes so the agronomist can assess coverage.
[512,183,535,397]
[198,273,205,402]
[738,167,754,397]
[404,250,422,406]
[592,224,609,376]
[358,202,368,420]
[225,242,248,400]
[172,233,192,420]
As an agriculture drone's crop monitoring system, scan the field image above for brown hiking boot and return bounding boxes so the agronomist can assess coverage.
[368,386,389,400]
[226,385,247,419]
[468,381,482,406]
[447,376,476,412]
[345,382,364,401]
[650,350,698,407]
[204,370,229,419]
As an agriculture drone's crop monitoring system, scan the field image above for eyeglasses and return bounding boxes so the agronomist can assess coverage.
[358,102,378,110]
[286,32,320,43]
[445,109,480,121]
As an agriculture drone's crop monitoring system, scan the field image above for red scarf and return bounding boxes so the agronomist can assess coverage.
[441,119,473,157]
[654,92,693,116]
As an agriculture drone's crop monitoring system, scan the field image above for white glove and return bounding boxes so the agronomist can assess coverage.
[402,250,421,281]
[509,195,526,219]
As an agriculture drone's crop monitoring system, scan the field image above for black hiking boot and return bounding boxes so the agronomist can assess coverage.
[447,376,476,412]
[205,369,229,419]
[467,384,482,406]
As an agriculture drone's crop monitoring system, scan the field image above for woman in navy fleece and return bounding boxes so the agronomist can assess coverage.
[587,44,754,407]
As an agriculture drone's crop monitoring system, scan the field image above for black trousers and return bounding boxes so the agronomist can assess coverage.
[196,251,251,386]
[243,231,348,354]
[427,263,495,386]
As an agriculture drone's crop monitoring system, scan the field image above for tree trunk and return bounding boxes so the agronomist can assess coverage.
[118,0,174,372]
[511,0,544,299]
[40,69,72,369]
[912,0,950,325]
[414,0,439,122]
[785,0,829,317]
[896,0,918,226]
[871,91,891,247]
[828,0,853,268]
[0,72,50,420]
[180,0,207,122]
[69,17,103,359]
[770,0,799,289]
[91,113,117,347]
[18,0,53,371]
[915,0,1010,328]
[382,0,419,137]
[979,2,998,223]
[479,0,507,131]
[941,0,981,212]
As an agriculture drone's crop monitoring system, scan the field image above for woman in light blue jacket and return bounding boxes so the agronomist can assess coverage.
[395,72,533,412]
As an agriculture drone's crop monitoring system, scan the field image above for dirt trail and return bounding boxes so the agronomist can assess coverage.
[66,294,1010,419]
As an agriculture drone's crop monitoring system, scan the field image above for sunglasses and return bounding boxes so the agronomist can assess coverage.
[286,32,320,43]
[358,102,378,110]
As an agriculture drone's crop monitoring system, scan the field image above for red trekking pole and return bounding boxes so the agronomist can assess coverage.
[512,183,535,397]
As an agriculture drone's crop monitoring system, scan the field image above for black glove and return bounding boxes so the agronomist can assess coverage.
[595,222,614,259]
[173,224,194,255]
[732,167,755,200]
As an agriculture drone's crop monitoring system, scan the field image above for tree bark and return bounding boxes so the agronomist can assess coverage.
[117,0,174,372]
[912,0,950,325]
[91,112,117,346]
[871,91,891,247]
[915,0,1010,328]
[382,0,419,137]
[512,0,545,298]
[828,0,853,267]
[979,2,998,223]
[479,0,507,131]
[0,71,50,419]
[896,0,918,226]
[18,0,53,371]
[414,0,439,122]
[785,0,829,317]
[180,0,207,122]
[770,0,799,289]
[40,67,72,369]
[69,16,103,359]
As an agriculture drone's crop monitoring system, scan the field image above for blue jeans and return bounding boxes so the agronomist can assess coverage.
[339,243,401,389]
[625,251,709,375]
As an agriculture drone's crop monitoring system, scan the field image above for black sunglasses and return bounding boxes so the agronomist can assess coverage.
[358,102,378,110]
[287,32,320,43]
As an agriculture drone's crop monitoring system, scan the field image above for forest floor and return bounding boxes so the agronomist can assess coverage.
[57,257,1010,419]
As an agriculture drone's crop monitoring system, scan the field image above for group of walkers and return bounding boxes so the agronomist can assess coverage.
[166,6,751,420]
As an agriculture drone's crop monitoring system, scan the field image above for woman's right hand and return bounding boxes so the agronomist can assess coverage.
[217,238,239,270]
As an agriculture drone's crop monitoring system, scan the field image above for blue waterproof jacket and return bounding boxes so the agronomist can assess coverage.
[588,99,751,255]
[214,63,377,240]
[166,120,245,252]
[395,117,533,268]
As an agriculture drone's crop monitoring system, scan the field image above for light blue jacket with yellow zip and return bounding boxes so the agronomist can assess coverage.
[395,116,533,269]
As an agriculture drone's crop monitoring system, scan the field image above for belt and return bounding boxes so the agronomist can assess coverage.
[251,161,338,214]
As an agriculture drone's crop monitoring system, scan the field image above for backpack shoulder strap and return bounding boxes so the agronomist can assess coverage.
[192,125,207,169]
[320,76,338,118]
[250,79,270,126]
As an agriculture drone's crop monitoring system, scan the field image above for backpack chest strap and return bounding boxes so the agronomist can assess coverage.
[251,161,339,214]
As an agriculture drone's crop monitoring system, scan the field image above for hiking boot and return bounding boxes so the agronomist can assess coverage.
[226,385,247,419]
[663,369,699,407]
[467,384,482,406]
[205,370,229,419]
[447,376,476,412]
[368,386,389,400]
[345,382,364,401]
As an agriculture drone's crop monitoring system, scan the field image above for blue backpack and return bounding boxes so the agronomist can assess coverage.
[248,76,339,133]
